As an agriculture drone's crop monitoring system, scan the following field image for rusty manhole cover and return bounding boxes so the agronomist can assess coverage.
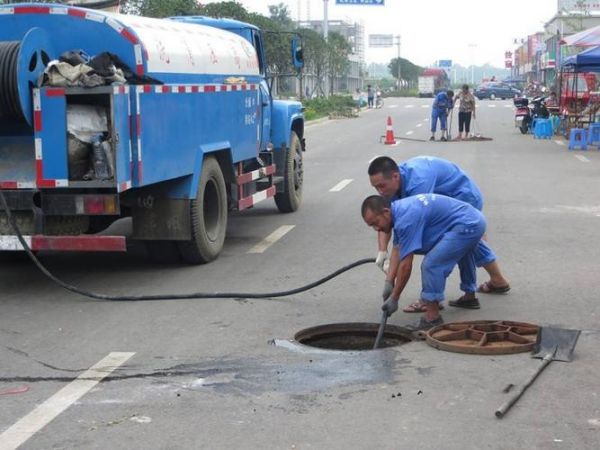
[294,323,413,351]
[425,320,539,355]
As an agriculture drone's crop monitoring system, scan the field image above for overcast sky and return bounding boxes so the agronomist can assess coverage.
[201,0,558,67]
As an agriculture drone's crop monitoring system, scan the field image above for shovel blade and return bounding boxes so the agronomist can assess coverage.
[532,327,581,362]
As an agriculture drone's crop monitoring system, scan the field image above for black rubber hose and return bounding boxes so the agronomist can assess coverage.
[0,41,24,121]
[0,190,375,301]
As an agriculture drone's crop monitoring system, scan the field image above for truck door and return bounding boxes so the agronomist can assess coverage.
[253,29,271,151]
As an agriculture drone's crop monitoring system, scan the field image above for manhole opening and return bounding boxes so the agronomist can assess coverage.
[294,323,412,351]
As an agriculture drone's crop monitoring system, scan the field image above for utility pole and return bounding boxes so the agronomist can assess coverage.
[395,35,401,90]
[323,0,329,39]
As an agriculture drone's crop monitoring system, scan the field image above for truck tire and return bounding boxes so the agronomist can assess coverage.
[489,93,496,100]
[275,131,303,213]
[178,156,227,264]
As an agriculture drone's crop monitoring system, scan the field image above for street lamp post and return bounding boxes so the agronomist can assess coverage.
[395,35,401,90]
[323,0,328,39]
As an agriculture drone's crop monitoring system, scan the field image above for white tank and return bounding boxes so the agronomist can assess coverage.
[111,13,260,76]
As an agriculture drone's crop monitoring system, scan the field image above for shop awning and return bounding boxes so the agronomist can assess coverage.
[562,45,600,71]
[561,25,600,47]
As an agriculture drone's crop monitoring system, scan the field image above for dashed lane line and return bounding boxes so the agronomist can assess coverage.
[416,123,423,128]
[329,178,354,192]
[0,352,135,450]
[405,105,414,108]
[247,225,296,254]
[575,154,591,163]
[421,105,429,108]
[488,104,497,108]
[387,105,399,109]
[406,131,414,135]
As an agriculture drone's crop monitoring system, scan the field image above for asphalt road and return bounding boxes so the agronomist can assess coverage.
[1,97,600,449]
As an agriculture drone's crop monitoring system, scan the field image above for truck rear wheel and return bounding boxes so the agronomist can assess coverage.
[178,156,227,264]
[275,131,303,213]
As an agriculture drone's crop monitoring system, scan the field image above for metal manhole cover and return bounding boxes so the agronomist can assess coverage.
[294,323,413,351]
[425,320,539,355]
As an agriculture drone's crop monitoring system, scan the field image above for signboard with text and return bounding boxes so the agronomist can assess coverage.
[558,0,600,12]
[369,34,394,47]
[336,0,385,5]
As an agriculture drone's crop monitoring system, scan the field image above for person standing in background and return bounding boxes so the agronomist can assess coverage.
[455,84,476,140]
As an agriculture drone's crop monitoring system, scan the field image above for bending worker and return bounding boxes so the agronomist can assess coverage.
[368,155,510,313]
[362,194,493,331]
[430,89,454,141]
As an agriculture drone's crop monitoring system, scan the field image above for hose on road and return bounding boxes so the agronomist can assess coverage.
[0,190,375,302]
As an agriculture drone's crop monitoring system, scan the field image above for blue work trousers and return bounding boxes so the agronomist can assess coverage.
[431,108,447,133]
[420,221,487,302]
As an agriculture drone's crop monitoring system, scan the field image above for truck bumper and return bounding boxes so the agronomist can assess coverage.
[0,235,126,252]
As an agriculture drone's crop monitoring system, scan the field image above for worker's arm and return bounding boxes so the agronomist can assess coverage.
[382,251,414,317]
[375,230,392,272]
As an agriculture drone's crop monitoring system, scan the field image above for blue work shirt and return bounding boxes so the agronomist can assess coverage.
[391,194,485,260]
[393,156,483,210]
[432,91,452,111]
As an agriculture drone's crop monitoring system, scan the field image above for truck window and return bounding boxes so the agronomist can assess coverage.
[252,30,266,75]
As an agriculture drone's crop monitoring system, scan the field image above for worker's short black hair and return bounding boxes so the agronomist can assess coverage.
[361,195,390,218]
[368,156,399,178]
[447,90,455,98]
[462,84,469,91]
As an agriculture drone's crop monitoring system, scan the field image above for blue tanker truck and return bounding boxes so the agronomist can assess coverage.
[0,2,305,263]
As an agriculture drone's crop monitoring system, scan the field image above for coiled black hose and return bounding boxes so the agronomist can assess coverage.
[0,41,24,122]
[0,189,374,301]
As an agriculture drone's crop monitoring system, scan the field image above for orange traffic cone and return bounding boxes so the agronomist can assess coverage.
[384,116,396,145]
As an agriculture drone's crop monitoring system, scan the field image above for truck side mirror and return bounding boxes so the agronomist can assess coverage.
[291,37,304,70]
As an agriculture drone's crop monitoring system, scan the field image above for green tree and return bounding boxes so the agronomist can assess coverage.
[298,27,328,97]
[268,2,294,29]
[327,32,351,94]
[197,1,249,21]
[388,57,423,86]
[122,0,198,17]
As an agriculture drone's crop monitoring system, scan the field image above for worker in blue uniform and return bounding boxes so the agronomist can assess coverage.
[362,193,492,330]
[368,155,510,313]
[430,90,454,141]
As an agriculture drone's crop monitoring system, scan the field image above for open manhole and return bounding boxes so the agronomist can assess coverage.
[294,323,413,351]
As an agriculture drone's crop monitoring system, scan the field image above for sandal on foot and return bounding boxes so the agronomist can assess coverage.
[449,296,480,309]
[403,301,444,313]
[405,316,444,331]
[477,281,511,294]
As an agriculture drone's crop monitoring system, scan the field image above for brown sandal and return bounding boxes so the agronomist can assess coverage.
[403,301,444,313]
[477,281,511,294]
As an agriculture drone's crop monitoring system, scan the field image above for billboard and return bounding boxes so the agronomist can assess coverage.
[369,34,394,47]
[558,1,600,12]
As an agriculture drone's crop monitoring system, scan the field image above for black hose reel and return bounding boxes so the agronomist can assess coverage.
[0,27,55,126]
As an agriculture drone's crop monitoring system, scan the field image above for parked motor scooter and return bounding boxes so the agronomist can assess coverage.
[514,95,549,134]
[375,90,384,108]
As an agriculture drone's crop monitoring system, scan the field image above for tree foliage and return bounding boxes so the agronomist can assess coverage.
[388,57,424,83]
[327,32,351,93]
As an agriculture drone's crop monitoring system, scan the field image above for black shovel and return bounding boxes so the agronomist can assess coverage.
[495,326,581,418]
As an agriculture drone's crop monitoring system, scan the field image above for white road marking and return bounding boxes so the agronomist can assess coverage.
[555,140,565,146]
[405,105,414,108]
[416,123,423,128]
[421,105,429,108]
[387,105,398,109]
[575,154,591,163]
[488,104,497,108]
[247,225,296,254]
[0,352,135,450]
[329,178,354,192]
[406,131,414,135]
[423,118,429,122]
[504,104,513,108]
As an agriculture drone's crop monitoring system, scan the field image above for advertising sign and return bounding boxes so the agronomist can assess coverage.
[558,1,600,12]
[369,34,394,47]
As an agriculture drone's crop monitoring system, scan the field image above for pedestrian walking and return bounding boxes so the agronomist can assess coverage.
[368,155,510,313]
[362,193,492,330]
[455,84,476,139]
[367,85,374,109]
[430,90,454,141]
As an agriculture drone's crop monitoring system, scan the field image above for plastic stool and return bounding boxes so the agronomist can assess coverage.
[588,123,600,146]
[550,115,561,134]
[568,128,588,150]
[533,119,553,139]
[529,118,539,134]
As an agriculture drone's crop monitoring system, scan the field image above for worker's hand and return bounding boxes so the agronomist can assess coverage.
[382,296,399,317]
[375,251,388,272]
[382,280,394,299]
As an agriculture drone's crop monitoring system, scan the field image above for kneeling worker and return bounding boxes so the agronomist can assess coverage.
[361,194,495,330]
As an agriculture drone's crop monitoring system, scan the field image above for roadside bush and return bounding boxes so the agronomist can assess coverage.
[302,95,357,120]
[382,89,419,98]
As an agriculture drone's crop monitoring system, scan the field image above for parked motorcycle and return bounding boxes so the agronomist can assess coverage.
[514,96,549,134]
[375,90,384,108]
